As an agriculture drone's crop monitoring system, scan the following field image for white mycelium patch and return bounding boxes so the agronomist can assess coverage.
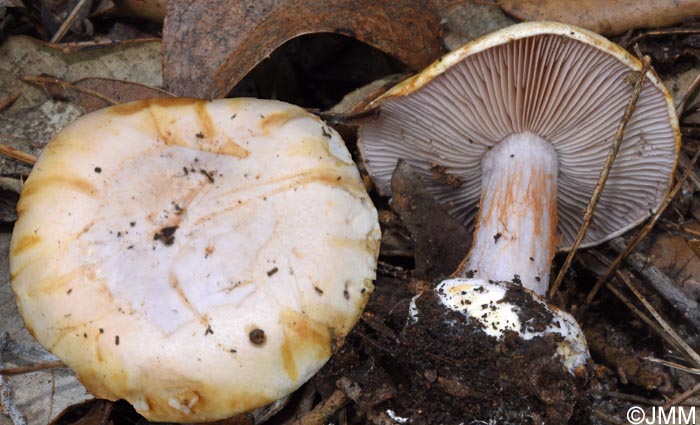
[436,278,589,373]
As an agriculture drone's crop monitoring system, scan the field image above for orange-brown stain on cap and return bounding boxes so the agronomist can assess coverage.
[11,234,41,256]
[279,308,332,382]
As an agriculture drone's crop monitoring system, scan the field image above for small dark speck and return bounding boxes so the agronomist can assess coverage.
[267,267,279,277]
[200,169,215,183]
[321,126,332,139]
[205,325,214,336]
[231,114,237,120]
[493,233,502,243]
[67,288,72,295]
[249,328,266,345]
[83,333,87,338]
[195,132,205,138]
[117,231,122,238]
[183,167,189,175]
[115,335,120,345]
[336,176,342,181]
[510,154,514,158]
[127,245,134,250]
[535,276,541,282]
[99,328,104,334]
[343,289,350,300]
[314,286,324,295]
[130,221,136,227]
[229,348,237,353]
[529,257,534,261]
[154,226,178,246]
[94,167,102,173]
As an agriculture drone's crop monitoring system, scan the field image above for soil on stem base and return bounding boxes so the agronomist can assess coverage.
[315,278,588,425]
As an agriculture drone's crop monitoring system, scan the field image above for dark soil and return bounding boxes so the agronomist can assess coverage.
[315,278,588,425]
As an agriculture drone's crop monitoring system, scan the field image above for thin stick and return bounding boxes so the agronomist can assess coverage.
[616,271,700,368]
[0,143,37,165]
[0,94,19,113]
[592,390,664,406]
[663,381,700,409]
[50,0,90,44]
[586,148,700,304]
[0,360,65,376]
[0,333,28,425]
[644,356,700,375]
[678,71,700,118]
[291,389,349,425]
[586,251,689,356]
[549,55,652,299]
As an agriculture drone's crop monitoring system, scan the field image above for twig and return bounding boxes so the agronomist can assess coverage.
[624,28,700,49]
[0,333,28,425]
[50,0,90,43]
[592,390,664,406]
[608,237,700,330]
[678,71,700,118]
[291,389,349,425]
[585,251,696,363]
[663,381,700,409]
[678,153,700,192]
[549,55,652,299]
[0,360,65,376]
[0,143,37,165]
[644,356,700,375]
[615,270,700,367]
[586,148,700,304]
[0,94,19,113]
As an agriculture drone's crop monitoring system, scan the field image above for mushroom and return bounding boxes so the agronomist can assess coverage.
[10,98,381,422]
[360,22,679,371]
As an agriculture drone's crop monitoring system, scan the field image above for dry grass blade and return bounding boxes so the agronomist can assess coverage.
[549,55,652,299]
[616,270,700,367]
[0,142,37,165]
[50,0,90,43]
[0,333,28,425]
[586,148,700,304]
[0,360,66,376]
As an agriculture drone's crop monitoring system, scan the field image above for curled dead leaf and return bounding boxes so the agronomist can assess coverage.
[163,0,443,98]
[498,0,700,36]
[23,75,174,113]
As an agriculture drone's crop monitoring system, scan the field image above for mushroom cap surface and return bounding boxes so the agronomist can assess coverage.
[359,21,680,249]
[10,98,381,422]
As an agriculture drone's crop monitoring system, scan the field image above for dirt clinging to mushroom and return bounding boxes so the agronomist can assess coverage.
[315,278,588,424]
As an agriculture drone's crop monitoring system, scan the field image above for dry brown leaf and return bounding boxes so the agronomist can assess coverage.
[0,35,162,111]
[24,75,174,113]
[650,233,700,302]
[163,0,443,98]
[498,0,700,36]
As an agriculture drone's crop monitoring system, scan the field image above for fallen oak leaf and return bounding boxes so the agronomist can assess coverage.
[22,75,174,113]
[163,0,443,98]
[498,0,700,36]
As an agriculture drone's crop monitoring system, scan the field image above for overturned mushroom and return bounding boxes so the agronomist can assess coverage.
[10,98,381,422]
[359,22,679,420]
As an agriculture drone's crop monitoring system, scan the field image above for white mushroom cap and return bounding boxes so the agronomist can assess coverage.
[10,98,381,422]
[359,21,680,250]
[436,278,589,373]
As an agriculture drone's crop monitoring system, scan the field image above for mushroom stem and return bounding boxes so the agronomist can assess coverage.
[462,132,558,297]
